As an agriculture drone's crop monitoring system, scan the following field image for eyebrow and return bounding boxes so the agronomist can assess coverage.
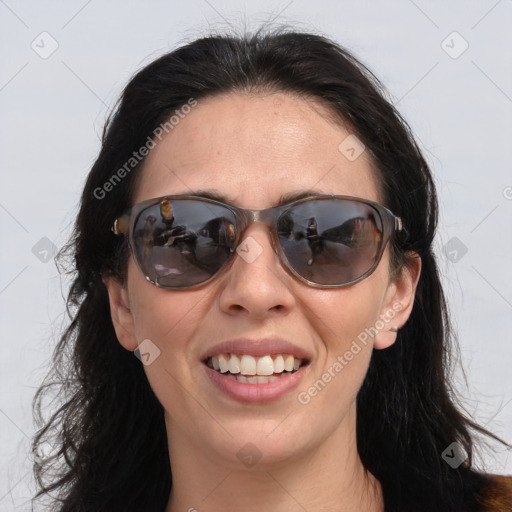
[188,189,328,207]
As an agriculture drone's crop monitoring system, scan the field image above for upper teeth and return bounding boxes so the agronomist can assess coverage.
[210,353,302,375]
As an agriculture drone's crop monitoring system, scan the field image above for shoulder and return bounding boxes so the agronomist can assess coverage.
[477,474,512,512]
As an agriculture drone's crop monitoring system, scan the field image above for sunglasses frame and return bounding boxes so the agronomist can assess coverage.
[112,194,403,290]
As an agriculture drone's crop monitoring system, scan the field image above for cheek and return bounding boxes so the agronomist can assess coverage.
[125,259,210,368]
[307,280,385,352]
[125,261,214,421]
[299,271,389,408]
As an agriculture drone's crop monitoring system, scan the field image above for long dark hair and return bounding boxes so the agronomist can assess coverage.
[32,28,503,512]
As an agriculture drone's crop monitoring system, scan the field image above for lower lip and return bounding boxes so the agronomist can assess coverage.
[203,364,309,403]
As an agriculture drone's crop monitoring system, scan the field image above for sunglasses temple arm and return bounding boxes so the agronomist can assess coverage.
[112,214,130,236]
[392,215,409,241]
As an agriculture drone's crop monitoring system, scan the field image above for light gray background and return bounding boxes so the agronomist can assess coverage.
[1,0,511,509]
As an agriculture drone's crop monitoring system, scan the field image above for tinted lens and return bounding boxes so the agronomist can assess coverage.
[277,199,383,285]
[132,199,237,288]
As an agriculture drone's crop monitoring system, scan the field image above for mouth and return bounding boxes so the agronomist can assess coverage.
[203,353,310,384]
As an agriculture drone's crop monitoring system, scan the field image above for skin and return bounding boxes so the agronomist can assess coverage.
[105,92,421,512]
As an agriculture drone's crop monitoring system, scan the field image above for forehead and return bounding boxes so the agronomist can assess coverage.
[135,92,380,207]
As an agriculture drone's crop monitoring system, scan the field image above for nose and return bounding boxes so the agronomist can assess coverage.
[217,224,296,319]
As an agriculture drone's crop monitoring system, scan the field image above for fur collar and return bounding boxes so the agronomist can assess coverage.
[478,475,512,511]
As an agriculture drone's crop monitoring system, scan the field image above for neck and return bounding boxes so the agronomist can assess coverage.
[164,409,384,512]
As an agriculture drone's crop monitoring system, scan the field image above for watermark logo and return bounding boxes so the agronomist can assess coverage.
[32,236,58,263]
[443,236,468,263]
[134,338,161,366]
[31,31,59,59]
[236,236,263,264]
[441,31,469,60]
[441,442,466,469]
[338,134,365,161]
[237,442,262,468]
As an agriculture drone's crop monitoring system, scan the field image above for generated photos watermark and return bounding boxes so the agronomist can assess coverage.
[93,97,198,200]
[134,338,161,366]
[31,31,59,60]
[236,236,264,264]
[440,31,469,60]
[237,442,263,468]
[338,133,366,161]
[297,301,403,405]
[441,442,467,469]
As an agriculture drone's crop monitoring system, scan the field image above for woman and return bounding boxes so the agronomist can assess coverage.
[32,29,512,511]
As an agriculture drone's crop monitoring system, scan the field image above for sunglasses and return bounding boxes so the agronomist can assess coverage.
[112,194,403,290]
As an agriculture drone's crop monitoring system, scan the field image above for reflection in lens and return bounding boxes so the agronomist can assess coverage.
[132,200,237,287]
[278,200,383,285]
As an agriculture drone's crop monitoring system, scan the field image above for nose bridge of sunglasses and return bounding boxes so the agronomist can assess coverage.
[234,206,275,231]
[234,207,280,255]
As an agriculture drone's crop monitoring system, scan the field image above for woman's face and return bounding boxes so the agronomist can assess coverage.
[106,92,418,469]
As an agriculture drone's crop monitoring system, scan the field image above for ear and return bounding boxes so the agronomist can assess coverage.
[103,274,139,351]
[374,253,421,350]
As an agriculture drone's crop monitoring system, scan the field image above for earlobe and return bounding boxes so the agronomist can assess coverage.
[373,324,399,350]
[102,274,139,351]
[374,254,421,350]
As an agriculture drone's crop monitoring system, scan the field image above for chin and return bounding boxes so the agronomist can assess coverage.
[201,416,321,469]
